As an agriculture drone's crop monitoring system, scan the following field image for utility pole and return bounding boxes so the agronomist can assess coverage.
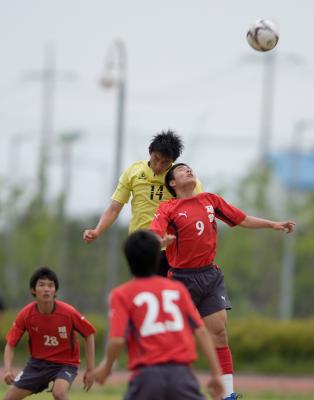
[24,43,75,206]
[37,43,56,205]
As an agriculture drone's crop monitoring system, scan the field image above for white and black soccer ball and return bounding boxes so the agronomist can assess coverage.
[247,19,279,52]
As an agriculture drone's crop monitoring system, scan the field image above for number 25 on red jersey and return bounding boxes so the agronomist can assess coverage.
[134,290,184,337]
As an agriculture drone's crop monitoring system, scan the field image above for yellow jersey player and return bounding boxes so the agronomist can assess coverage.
[83,130,202,276]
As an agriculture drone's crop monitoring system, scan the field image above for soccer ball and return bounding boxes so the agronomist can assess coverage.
[247,19,279,52]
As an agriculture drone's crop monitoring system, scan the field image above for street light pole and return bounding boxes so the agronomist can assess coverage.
[58,131,82,298]
[100,39,127,297]
[259,51,277,164]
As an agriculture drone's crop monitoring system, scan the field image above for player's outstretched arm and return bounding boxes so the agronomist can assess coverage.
[194,326,224,400]
[82,334,95,391]
[3,344,16,385]
[93,337,125,385]
[239,215,296,233]
[83,200,123,244]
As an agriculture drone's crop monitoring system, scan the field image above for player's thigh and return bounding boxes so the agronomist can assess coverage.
[203,309,229,346]
[4,385,32,400]
[52,379,71,400]
[167,365,205,400]
[124,367,166,400]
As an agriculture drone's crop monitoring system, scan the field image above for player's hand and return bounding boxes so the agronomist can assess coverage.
[83,229,100,244]
[3,370,15,385]
[93,362,111,385]
[207,375,225,400]
[160,233,176,248]
[273,221,296,233]
[83,369,94,392]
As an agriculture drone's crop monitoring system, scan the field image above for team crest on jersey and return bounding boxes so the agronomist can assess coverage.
[58,326,68,339]
[138,172,147,180]
[205,205,215,222]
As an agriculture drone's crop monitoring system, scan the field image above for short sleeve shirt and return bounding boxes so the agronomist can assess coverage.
[112,160,203,232]
[108,276,204,370]
[6,300,96,366]
[150,192,246,268]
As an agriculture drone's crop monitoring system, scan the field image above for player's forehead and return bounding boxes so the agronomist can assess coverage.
[36,278,55,286]
[150,151,173,163]
[174,164,191,173]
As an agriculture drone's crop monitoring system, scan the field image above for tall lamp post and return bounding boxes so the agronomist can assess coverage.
[58,131,82,297]
[259,51,277,164]
[100,39,127,297]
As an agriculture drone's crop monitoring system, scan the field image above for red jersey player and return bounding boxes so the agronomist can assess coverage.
[93,230,224,400]
[3,267,96,400]
[150,163,296,400]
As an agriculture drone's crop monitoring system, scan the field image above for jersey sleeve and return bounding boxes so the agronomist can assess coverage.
[149,202,170,237]
[111,167,132,204]
[6,310,26,347]
[211,193,246,226]
[71,307,96,337]
[108,289,130,338]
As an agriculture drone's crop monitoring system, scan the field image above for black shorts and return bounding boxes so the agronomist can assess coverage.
[169,265,232,318]
[125,363,205,400]
[157,250,170,277]
[14,358,78,394]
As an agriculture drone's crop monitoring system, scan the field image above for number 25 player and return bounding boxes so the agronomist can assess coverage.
[93,230,224,400]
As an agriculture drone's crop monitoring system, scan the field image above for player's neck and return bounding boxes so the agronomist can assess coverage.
[176,188,195,198]
[175,183,196,198]
[36,301,55,314]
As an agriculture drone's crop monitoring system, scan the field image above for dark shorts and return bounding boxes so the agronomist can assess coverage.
[157,250,170,277]
[169,265,232,318]
[125,363,205,400]
[14,358,78,394]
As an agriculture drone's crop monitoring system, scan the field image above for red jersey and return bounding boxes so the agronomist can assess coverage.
[150,192,246,268]
[108,276,204,370]
[6,300,96,366]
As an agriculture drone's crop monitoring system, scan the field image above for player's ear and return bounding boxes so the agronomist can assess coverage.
[31,288,36,297]
[169,179,176,188]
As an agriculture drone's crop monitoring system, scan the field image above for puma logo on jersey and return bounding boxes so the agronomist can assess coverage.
[154,213,160,219]
[31,326,39,332]
[178,212,188,218]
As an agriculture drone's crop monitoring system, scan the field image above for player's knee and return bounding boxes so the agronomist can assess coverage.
[3,391,22,400]
[52,389,68,400]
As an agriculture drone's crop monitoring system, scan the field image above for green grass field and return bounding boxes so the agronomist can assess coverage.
[1,383,314,400]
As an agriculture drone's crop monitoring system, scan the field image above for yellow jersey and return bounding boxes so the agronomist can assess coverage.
[112,160,202,232]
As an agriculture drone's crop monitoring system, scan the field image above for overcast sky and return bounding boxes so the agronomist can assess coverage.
[1,0,314,218]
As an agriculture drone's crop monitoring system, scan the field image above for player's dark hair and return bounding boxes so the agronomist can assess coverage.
[148,130,184,161]
[165,163,189,197]
[29,267,59,296]
[123,230,161,277]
